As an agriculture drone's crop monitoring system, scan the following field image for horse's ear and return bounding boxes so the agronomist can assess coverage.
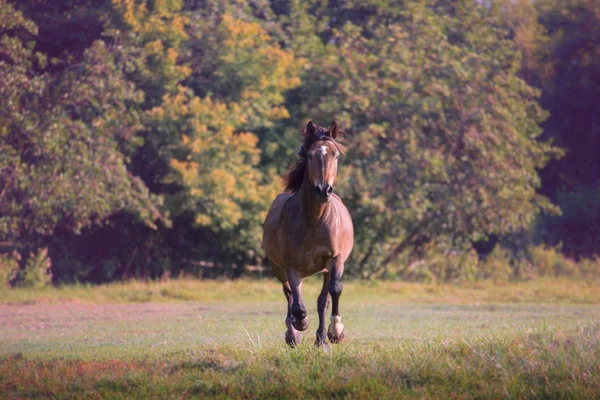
[305,120,316,138]
[328,121,339,139]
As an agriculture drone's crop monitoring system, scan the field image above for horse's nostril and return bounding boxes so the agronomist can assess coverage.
[315,184,332,200]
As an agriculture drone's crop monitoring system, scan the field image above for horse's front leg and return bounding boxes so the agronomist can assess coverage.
[327,255,345,343]
[315,271,331,348]
[287,268,310,332]
[283,282,301,346]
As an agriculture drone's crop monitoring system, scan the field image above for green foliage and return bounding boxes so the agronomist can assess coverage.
[1,0,596,282]
[536,185,600,258]
[498,0,600,258]
[395,243,480,283]
[11,248,52,288]
[280,1,560,275]
[107,0,191,106]
[528,245,578,278]
[0,5,158,251]
[165,13,303,256]
[0,252,19,288]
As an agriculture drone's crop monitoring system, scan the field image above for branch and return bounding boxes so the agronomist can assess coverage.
[379,220,429,270]
[357,227,387,275]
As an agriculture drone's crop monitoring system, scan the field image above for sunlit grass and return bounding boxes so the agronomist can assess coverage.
[1,278,599,398]
[1,276,599,305]
[1,322,599,399]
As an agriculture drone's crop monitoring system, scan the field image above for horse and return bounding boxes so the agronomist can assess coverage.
[262,120,354,348]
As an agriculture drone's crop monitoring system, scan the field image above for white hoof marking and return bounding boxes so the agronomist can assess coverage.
[328,315,344,339]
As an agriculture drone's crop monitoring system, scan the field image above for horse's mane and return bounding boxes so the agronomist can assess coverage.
[284,123,346,193]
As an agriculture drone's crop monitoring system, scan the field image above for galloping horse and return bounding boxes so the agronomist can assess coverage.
[263,120,354,348]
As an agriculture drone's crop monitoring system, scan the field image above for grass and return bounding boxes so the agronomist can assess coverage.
[1,276,599,305]
[1,278,599,398]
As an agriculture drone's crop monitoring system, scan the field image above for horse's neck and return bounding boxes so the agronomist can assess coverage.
[299,178,331,223]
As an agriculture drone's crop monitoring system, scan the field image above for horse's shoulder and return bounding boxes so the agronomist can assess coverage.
[268,192,293,213]
[274,192,293,204]
[331,195,351,217]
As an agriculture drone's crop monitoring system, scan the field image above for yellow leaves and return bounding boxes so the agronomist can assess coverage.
[148,105,165,119]
[263,106,290,120]
[137,11,303,247]
[170,159,199,184]
[167,48,179,64]
[214,14,304,129]
[220,14,271,52]
[112,0,189,90]
[112,0,147,31]
[179,65,192,78]
[144,39,164,55]
[113,0,188,38]
[190,138,207,153]
[211,169,236,197]
[163,83,279,236]
[234,132,259,149]
[195,214,211,226]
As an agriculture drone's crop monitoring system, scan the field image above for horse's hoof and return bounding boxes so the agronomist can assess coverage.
[285,328,302,347]
[315,334,329,351]
[327,329,345,343]
[292,317,310,332]
[327,315,345,343]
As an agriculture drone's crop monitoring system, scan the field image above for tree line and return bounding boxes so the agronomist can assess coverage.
[0,0,598,284]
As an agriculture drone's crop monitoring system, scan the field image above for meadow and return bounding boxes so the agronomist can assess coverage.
[1,278,599,399]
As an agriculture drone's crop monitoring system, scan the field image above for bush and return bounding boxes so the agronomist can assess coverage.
[528,246,579,278]
[408,244,598,283]
[0,252,19,287]
[535,185,600,259]
[395,242,480,283]
[11,248,53,288]
[478,247,515,282]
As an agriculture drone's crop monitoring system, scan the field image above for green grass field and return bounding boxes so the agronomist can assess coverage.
[1,278,599,399]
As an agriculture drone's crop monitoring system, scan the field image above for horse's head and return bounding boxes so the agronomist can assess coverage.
[303,120,343,203]
[284,120,346,201]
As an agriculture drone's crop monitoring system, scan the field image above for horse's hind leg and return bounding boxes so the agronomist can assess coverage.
[283,282,301,346]
[315,272,331,348]
[327,256,345,343]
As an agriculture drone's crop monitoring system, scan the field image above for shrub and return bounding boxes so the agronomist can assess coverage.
[528,246,579,278]
[398,242,480,283]
[11,248,53,288]
[0,252,19,287]
[478,247,515,282]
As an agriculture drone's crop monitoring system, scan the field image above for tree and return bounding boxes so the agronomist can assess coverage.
[166,13,304,261]
[280,0,560,276]
[531,0,600,258]
[102,2,304,273]
[0,3,158,268]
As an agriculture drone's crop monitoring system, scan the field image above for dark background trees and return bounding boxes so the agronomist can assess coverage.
[1,0,598,284]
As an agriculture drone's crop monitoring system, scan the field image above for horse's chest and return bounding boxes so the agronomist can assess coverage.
[285,229,334,275]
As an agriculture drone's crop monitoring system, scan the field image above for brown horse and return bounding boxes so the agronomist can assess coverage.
[263,120,354,348]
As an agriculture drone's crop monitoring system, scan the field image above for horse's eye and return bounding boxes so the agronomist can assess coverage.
[335,154,340,159]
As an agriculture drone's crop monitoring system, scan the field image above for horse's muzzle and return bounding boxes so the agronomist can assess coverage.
[315,183,333,203]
